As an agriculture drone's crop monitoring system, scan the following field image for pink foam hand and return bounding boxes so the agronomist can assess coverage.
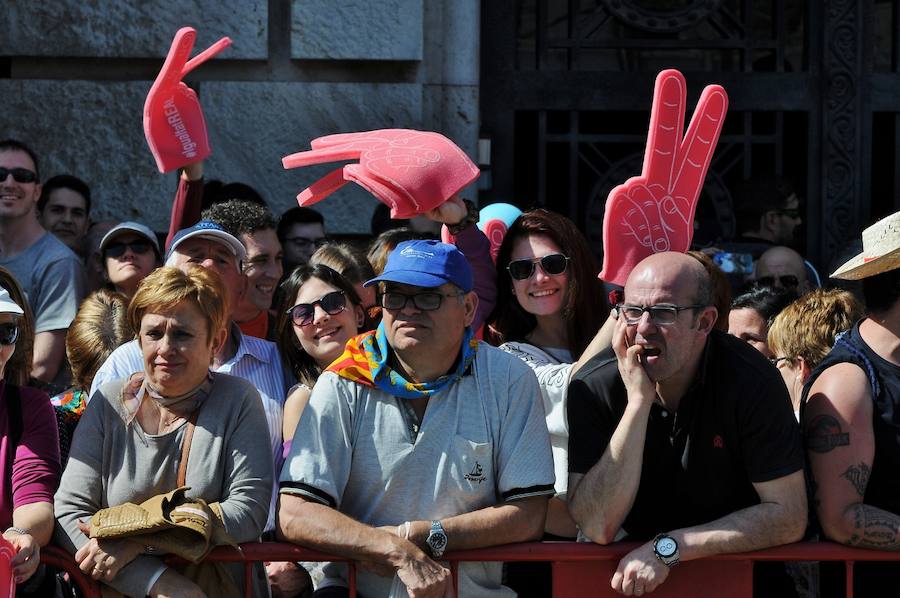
[143,27,232,173]
[599,69,728,286]
[282,129,480,219]
[0,537,13,597]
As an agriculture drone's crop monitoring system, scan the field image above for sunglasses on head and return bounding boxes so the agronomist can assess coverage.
[105,240,153,258]
[755,274,799,289]
[0,323,19,346]
[0,168,37,184]
[507,253,570,281]
[287,291,347,327]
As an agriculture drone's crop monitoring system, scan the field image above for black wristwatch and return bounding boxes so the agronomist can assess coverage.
[652,533,680,567]
[425,520,448,559]
[447,199,479,235]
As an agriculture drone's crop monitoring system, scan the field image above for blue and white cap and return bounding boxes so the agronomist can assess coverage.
[0,288,23,316]
[365,240,473,292]
[167,220,246,261]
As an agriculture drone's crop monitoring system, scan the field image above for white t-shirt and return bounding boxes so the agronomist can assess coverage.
[281,343,555,597]
[499,342,573,496]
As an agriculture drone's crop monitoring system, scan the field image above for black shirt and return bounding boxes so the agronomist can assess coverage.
[568,329,803,540]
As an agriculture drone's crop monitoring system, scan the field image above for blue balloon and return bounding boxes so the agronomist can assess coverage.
[477,203,522,231]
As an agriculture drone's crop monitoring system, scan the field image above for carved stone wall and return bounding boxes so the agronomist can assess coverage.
[0,0,480,234]
[819,0,870,269]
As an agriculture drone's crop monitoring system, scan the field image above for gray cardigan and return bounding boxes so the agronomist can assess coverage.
[54,373,274,597]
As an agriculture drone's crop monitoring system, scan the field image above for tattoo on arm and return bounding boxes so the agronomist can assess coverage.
[841,462,871,497]
[806,415,850,453]
[847,504,900,549]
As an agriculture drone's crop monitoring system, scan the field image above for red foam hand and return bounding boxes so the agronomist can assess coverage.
[0,537,13,597]
[282,129,480,219]
[143,27,231,173]
[599,69,728,286]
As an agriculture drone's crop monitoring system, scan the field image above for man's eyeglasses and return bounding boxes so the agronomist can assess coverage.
[755,275,800,289]
[287,291,347,327]
[507,253,570,281]
[105,241,153,258]
[769,356,792,367]
[0,323,19,346]
[775,208,802,219]
[615,303,706,326]
[285,236,327,250]
[0,168,37,184]
[380,291,464,311]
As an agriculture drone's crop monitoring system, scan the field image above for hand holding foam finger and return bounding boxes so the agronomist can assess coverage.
[282,129,480,219]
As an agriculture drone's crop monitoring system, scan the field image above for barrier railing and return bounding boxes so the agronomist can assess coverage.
[40,545,103,598]
[40,541,900,597]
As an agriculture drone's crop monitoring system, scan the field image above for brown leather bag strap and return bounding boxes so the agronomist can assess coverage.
[176,411,200,487]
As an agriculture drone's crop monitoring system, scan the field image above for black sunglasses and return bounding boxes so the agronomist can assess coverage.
[105,241,154,258]
[507,253,570,281]
[0,168,37,184]
[379,291,464,312]
[0,323,19,346]
[287,291,347,327]
[755,274,800,289]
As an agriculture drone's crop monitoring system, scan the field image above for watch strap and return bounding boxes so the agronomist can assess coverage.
[447,199,479,235]
[652,533,680,567]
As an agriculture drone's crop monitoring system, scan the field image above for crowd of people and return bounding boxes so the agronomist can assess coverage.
[0,134,898,598]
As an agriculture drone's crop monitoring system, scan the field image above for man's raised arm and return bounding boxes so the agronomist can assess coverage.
[568,316,657,544]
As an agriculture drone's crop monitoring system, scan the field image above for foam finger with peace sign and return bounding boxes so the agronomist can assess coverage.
[599,69,728,286]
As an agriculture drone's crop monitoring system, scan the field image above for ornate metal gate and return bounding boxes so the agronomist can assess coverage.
[481,0,900,272]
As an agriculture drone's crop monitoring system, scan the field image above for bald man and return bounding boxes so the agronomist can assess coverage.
[567,252,806,596]
[754,245,811,294]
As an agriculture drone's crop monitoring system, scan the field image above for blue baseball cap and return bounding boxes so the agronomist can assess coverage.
[167,220,246,261]
[365,240,473,292]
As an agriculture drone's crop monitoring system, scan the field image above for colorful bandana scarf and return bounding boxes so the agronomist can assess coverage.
[328,322,479,399]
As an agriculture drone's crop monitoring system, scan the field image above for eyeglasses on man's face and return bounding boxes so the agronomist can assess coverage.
[379,290,464,312]
[754,274,800,289]
[0,167,37,184]
[615,303,706,326]
[285,236,327,250]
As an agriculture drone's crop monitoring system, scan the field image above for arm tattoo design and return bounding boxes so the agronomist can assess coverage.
[842,462,871,497]
[806,414,850,453]
[847,504,900,549]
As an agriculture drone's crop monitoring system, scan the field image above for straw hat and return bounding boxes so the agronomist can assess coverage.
[831,211,900,280]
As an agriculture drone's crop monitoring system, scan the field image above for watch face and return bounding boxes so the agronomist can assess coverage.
[429,532,447,551]
[656,537,677,557]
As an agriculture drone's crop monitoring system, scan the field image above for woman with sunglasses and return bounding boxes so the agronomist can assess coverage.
[276,265,365,452]
[490,209,612,539]
[0,287,61,591]
[98,221,161,299]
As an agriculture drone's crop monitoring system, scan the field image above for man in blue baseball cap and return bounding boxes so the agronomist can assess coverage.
[278,239,555,597]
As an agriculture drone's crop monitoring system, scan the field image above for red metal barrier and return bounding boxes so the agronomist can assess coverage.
[42,540,900,597]
[40,545,102,598]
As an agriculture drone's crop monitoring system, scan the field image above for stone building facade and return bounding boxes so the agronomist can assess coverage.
[0,1,480,234]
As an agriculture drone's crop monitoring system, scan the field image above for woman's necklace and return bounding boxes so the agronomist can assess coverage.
[157,405,186,433]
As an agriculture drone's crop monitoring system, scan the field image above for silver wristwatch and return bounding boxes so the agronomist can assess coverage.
[652,533,680,567]
[425,520,448,559]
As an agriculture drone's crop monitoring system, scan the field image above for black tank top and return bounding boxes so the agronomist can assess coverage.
[802,321,900,513]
